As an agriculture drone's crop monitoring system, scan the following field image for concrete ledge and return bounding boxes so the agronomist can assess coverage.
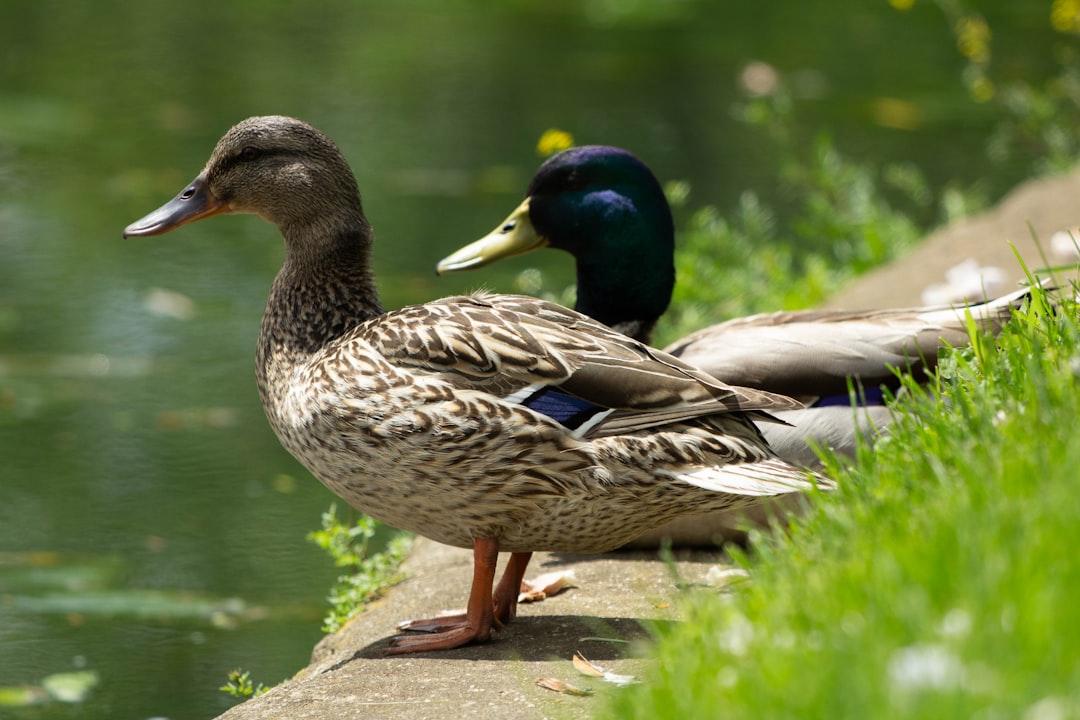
[218,538,732,720]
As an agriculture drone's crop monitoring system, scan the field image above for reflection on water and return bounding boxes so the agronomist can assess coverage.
[0,1,1063,717]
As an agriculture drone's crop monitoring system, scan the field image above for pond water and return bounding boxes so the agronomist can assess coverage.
[0,1,1065,717]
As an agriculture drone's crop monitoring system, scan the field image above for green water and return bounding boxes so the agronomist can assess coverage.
[0,1,1065,717]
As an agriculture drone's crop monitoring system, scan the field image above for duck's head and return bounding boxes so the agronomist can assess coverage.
[437,145,675,340]
[124,115,368,246]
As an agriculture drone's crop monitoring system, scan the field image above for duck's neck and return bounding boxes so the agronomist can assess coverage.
[571,222,675,346]
[256,223,383,391]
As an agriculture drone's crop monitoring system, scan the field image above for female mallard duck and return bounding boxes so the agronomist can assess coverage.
[437,144,1031,467]
[123,116,826,654]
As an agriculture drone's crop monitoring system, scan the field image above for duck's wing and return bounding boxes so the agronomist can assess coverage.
[359,292,802,438]
[664,285,1034,399]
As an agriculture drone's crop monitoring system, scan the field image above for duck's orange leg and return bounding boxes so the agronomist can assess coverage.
[386,537,500,654]
[492,551,532,625]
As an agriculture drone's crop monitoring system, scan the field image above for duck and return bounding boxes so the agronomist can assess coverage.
[123,116,829,654]
[436,144,1032,471]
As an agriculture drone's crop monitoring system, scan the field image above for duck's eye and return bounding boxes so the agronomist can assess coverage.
[239,146,260,162]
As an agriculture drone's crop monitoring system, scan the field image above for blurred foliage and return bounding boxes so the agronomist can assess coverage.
[927,0,1080,173]
[657,84,935,344]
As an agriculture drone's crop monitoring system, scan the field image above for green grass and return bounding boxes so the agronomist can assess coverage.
[601,283,1080,718]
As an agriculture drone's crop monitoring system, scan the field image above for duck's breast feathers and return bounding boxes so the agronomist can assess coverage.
[351,292,800,430]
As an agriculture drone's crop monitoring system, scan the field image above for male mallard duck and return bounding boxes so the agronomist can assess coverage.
[123,117,827,654]
[437,145,1032,467]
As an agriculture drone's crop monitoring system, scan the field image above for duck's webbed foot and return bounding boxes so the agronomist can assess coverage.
[386,616,494,654]
[387,540,530,654]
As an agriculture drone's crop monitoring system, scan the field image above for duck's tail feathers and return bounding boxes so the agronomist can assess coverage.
[919,282,1048,330]
[662,459,835,497]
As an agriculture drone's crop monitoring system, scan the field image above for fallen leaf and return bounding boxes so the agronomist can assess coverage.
[572,652,639,686]
[535,677,592,696]
[519,570,576,603]
[572,653,604,677]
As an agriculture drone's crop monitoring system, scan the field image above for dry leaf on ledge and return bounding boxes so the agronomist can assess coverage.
[535,677,592,696]
[519,569,577,603]
[573,652,638,686]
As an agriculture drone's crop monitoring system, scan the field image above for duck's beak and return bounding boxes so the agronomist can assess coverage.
[123,176,226,238]
[436,198,548,274]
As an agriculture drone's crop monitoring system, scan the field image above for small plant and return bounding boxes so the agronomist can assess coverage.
[220,669,269,701]
[308,505,413,632]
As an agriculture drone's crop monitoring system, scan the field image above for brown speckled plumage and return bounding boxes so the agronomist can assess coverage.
[124,116,828,653]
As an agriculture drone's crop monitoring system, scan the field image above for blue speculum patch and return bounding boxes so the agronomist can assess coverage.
[814,386,887,407]
[519,387,607,431]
